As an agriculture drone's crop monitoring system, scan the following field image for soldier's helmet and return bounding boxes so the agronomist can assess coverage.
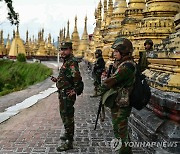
[95,49,102,56]
[111,38,133,55]
[144,39,153,47]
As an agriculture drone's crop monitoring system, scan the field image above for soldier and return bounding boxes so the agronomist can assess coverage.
[51,42,83,152]
[100,38,136,154]
[138,39,153,72]
[91,49,105,97]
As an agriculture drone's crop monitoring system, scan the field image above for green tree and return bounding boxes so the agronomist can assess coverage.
[17,53,26,62]
[0,0,19,25]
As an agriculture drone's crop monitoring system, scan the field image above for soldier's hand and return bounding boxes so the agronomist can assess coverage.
[67,89,76,96]
[50,76,57,82]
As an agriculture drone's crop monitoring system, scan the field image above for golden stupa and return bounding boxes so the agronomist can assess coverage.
[76,16,89,58]
[65,20,71,42]
[5,34,11,55]
[8,26,26,58]
[36,29,47,56]
[0,30,6,56]
[71,16,80,56]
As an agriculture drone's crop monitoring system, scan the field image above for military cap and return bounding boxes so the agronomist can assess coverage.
[111,37,133,54]
[95,49,102,55]
[60,42,72,49]
[144,39,153,46]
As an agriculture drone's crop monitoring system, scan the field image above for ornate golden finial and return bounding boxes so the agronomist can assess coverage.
[94,8,97,19]
[0,30,3,43]
[42,28,44,40]
[13,30,15,38]
[104,0,107,13]
[75,15,78,29]
[63,27,66,40]
[66,20,70,41]
[48,33,51,43]
[16,25,19,34]
[26,30,29,42]
[108,0,113,17]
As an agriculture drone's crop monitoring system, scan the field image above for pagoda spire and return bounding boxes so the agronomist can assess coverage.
[82,15,88,39]
[63,27,66,41]
[102,0,107,25]
[97,0,102,28]
[26,30,29,43]
[72,15,80,55]
[65,20,71,42]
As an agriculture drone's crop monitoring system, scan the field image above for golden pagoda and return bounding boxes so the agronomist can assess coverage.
[25,30,31,56]
[46,33,52,56]
[9,26,26,58]
[5,34,11,55]
[65,20,71,42]
[133,0,180,55]
[0,30,6,57]
[71,16,80,55]
[59,29,64,43]
[76,16,89,58]
[92,0,103,49]
[144,12,180,93]
[101,0,128,67]
[118,0,145,41]
[36,29,47,57]
[51,39,57,56]
[102,0,127,44]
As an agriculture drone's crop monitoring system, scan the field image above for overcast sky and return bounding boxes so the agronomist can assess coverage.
[0,0,129,42]
[0,0,99,42]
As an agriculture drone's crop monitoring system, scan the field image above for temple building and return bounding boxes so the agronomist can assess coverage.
[76,16,89,58]
[71,16,80,55]
[8,26,26,59]
[0,30,6,57]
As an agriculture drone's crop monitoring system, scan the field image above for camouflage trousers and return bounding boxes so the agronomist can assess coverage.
[93,74,101,92]
[111,106,132,154]
[59,93,76,140]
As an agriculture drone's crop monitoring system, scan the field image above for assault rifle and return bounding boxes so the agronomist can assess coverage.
[94,98,102,130]
[94,63,113,130]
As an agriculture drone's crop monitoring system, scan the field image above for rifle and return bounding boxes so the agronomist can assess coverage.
[94,63,114,130]
[94,98,102,130]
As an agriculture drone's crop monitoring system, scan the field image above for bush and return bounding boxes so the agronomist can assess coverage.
[17,53,26,62]
[0,59,52,96]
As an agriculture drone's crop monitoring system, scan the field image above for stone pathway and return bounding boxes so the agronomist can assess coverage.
[0,61,145,154]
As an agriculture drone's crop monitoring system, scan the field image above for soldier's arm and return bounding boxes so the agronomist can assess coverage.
[102,64,135,89]
[69,61,82,94]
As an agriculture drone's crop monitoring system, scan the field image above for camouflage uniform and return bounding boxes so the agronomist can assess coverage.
[138,39,153,72]
[56,54,82,140]
[100,38,135,154]
[92,50,105,96]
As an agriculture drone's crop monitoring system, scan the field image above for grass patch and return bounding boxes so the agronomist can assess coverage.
[0,59,53,96]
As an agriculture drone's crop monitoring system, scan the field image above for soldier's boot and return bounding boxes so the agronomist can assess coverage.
[60,134,74,141]
[56,139,73,152]
[60,133,68,141]
[90,90,98,97]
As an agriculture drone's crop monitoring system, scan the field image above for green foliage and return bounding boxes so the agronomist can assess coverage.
[16,53,26,62]
[0,59,53,96]
[1,0,19,25]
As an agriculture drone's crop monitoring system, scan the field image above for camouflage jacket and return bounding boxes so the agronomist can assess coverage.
[93,56,105,75]
[101,56,136,107]
[138,50,149,72]
[56,54,82,95]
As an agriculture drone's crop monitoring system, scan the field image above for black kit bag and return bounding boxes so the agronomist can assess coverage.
[129,64,151,110]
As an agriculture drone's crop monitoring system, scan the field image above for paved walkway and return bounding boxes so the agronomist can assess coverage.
[0,61,143,154]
